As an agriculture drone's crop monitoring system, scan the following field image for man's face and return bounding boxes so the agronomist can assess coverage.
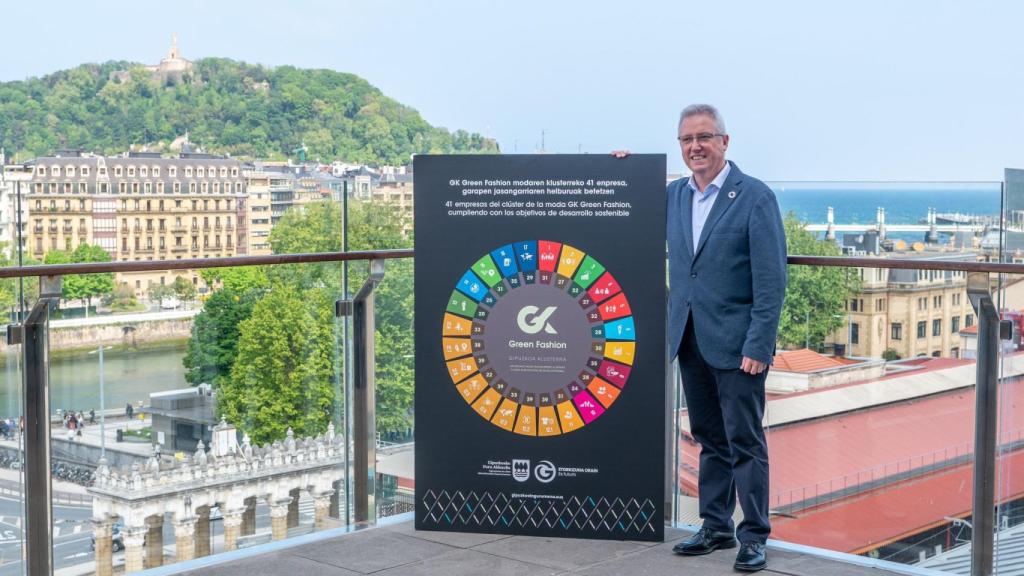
[678,114,729,180]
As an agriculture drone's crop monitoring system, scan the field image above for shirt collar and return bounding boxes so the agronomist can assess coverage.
[687,161,731,196]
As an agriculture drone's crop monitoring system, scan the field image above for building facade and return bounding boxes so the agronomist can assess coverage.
[827,254,976,359]
[27,151,247,294]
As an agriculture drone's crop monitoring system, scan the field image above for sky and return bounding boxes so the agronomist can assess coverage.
[0,0,1022,181]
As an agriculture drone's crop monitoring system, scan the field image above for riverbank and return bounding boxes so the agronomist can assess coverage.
[0,309,197,363]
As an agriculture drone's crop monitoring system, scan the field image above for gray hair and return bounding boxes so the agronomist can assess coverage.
[678,104,726,134]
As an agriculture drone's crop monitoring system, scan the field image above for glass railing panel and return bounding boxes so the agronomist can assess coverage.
[0,266,28,574]
[994,272,1024,575]
[674,264,978,573]
[373,255,414,520]
[773,181,1002,259]
[46,260,349,574]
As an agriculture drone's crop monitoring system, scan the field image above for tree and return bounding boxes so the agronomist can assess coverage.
[172,276,197,304]
[147,281,175,307]
[182,287,261,387]
[219,286,337,444]
[0,243,39,319]
[105,284,138,312]
[777,213,860,350]
[44,244,114,315]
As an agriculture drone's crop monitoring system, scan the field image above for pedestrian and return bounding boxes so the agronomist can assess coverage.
[665,104,786,572]
[89,409,96,424]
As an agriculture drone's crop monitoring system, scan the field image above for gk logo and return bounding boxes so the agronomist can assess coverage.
[517,305,558,334]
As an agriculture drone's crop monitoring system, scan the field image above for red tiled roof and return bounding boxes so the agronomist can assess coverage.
[772,348,852,373]
[772,450,1024,553]
[682,377,1024,496]
[960,325,978,335]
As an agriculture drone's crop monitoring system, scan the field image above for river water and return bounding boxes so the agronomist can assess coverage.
[0,345,188,418]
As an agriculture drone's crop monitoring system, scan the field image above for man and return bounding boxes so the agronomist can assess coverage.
[667,104,787,572]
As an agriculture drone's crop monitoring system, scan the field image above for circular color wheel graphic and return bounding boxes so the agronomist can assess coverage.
[442,240,636,436]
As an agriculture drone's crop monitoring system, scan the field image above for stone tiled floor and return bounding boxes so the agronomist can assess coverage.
[174,521,923,576]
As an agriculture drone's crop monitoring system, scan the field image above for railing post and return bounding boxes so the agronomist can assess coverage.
[352,259,385,524]
[11,275,62,576]
[967,271,1001,576]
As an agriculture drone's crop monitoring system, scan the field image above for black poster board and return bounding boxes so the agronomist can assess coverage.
[414,154,666,541]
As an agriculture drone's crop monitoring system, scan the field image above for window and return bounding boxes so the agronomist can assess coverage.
[173,182,181,194]
[153,167,160,177]
[213,182,220,194]
[933,295,942,308]
[37,166,46,177]
[850,323,859,345]
[953,293,961,306]
[140,166,148,177]
[66,166,75,177]
[952,316,960,333]
[932,319,941,336]
[169,167,177,178]
[98,166,107,177]
[875,298,886,312]
[917,321,926,339]
[891,323,903,340]
[144,182,151,193]
[231,167,239,177]
[189,183,196,193]
[81,166,90,176]
[220,167,228,177]
[115,166,123,177]
[966,314,974,327]
[850,299,858,312]
[201,182,208,194]
[197,167,205,178]
[157,182,164,194]
[127,166,135,177]
[918,297,927,311]
[185,167,193,177]
[52,166,61,177]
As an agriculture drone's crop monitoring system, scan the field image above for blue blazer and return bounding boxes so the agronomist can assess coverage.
[667,161,787,369]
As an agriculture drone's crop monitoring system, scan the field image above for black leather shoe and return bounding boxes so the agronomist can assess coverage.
[672,527,737,555]
[733,542,767,572]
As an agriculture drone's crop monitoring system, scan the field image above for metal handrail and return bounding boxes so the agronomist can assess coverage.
[0,251,1021,279]
[0,248,414,278]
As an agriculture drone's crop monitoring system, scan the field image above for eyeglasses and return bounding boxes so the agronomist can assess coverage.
[677,133,724,145]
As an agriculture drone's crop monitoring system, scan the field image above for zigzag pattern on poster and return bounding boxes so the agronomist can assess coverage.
[420,489,658,534]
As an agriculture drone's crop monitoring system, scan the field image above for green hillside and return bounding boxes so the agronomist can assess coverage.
[0,58,498,164]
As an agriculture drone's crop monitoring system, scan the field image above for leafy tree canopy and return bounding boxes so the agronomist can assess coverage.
[0,59,498,165]
[778,213,860,350]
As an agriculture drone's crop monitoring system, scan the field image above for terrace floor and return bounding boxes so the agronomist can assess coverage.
[169,518,928,576]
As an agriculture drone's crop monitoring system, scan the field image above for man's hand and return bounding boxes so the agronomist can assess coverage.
[611,150,631,158]
[740,356,767,375]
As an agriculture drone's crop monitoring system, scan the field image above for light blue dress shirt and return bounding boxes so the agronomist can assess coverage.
[687,162,732,249]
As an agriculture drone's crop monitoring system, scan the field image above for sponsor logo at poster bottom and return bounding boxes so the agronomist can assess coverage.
[534,460,556,483]
[512,459,530,482]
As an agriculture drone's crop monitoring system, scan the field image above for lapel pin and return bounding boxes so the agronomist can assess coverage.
[727,191,736,199]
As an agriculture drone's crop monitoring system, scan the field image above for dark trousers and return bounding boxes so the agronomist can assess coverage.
[678,317,770,543]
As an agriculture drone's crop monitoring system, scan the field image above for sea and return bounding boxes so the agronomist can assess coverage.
[767,182,1003,242]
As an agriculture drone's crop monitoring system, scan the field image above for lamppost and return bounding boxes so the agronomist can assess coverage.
[88,346,114,458]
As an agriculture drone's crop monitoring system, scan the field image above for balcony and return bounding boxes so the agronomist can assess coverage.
[61,225,72,234]
[172,225,187,234]
[0,178,1020,576]
[77,227,88,236]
